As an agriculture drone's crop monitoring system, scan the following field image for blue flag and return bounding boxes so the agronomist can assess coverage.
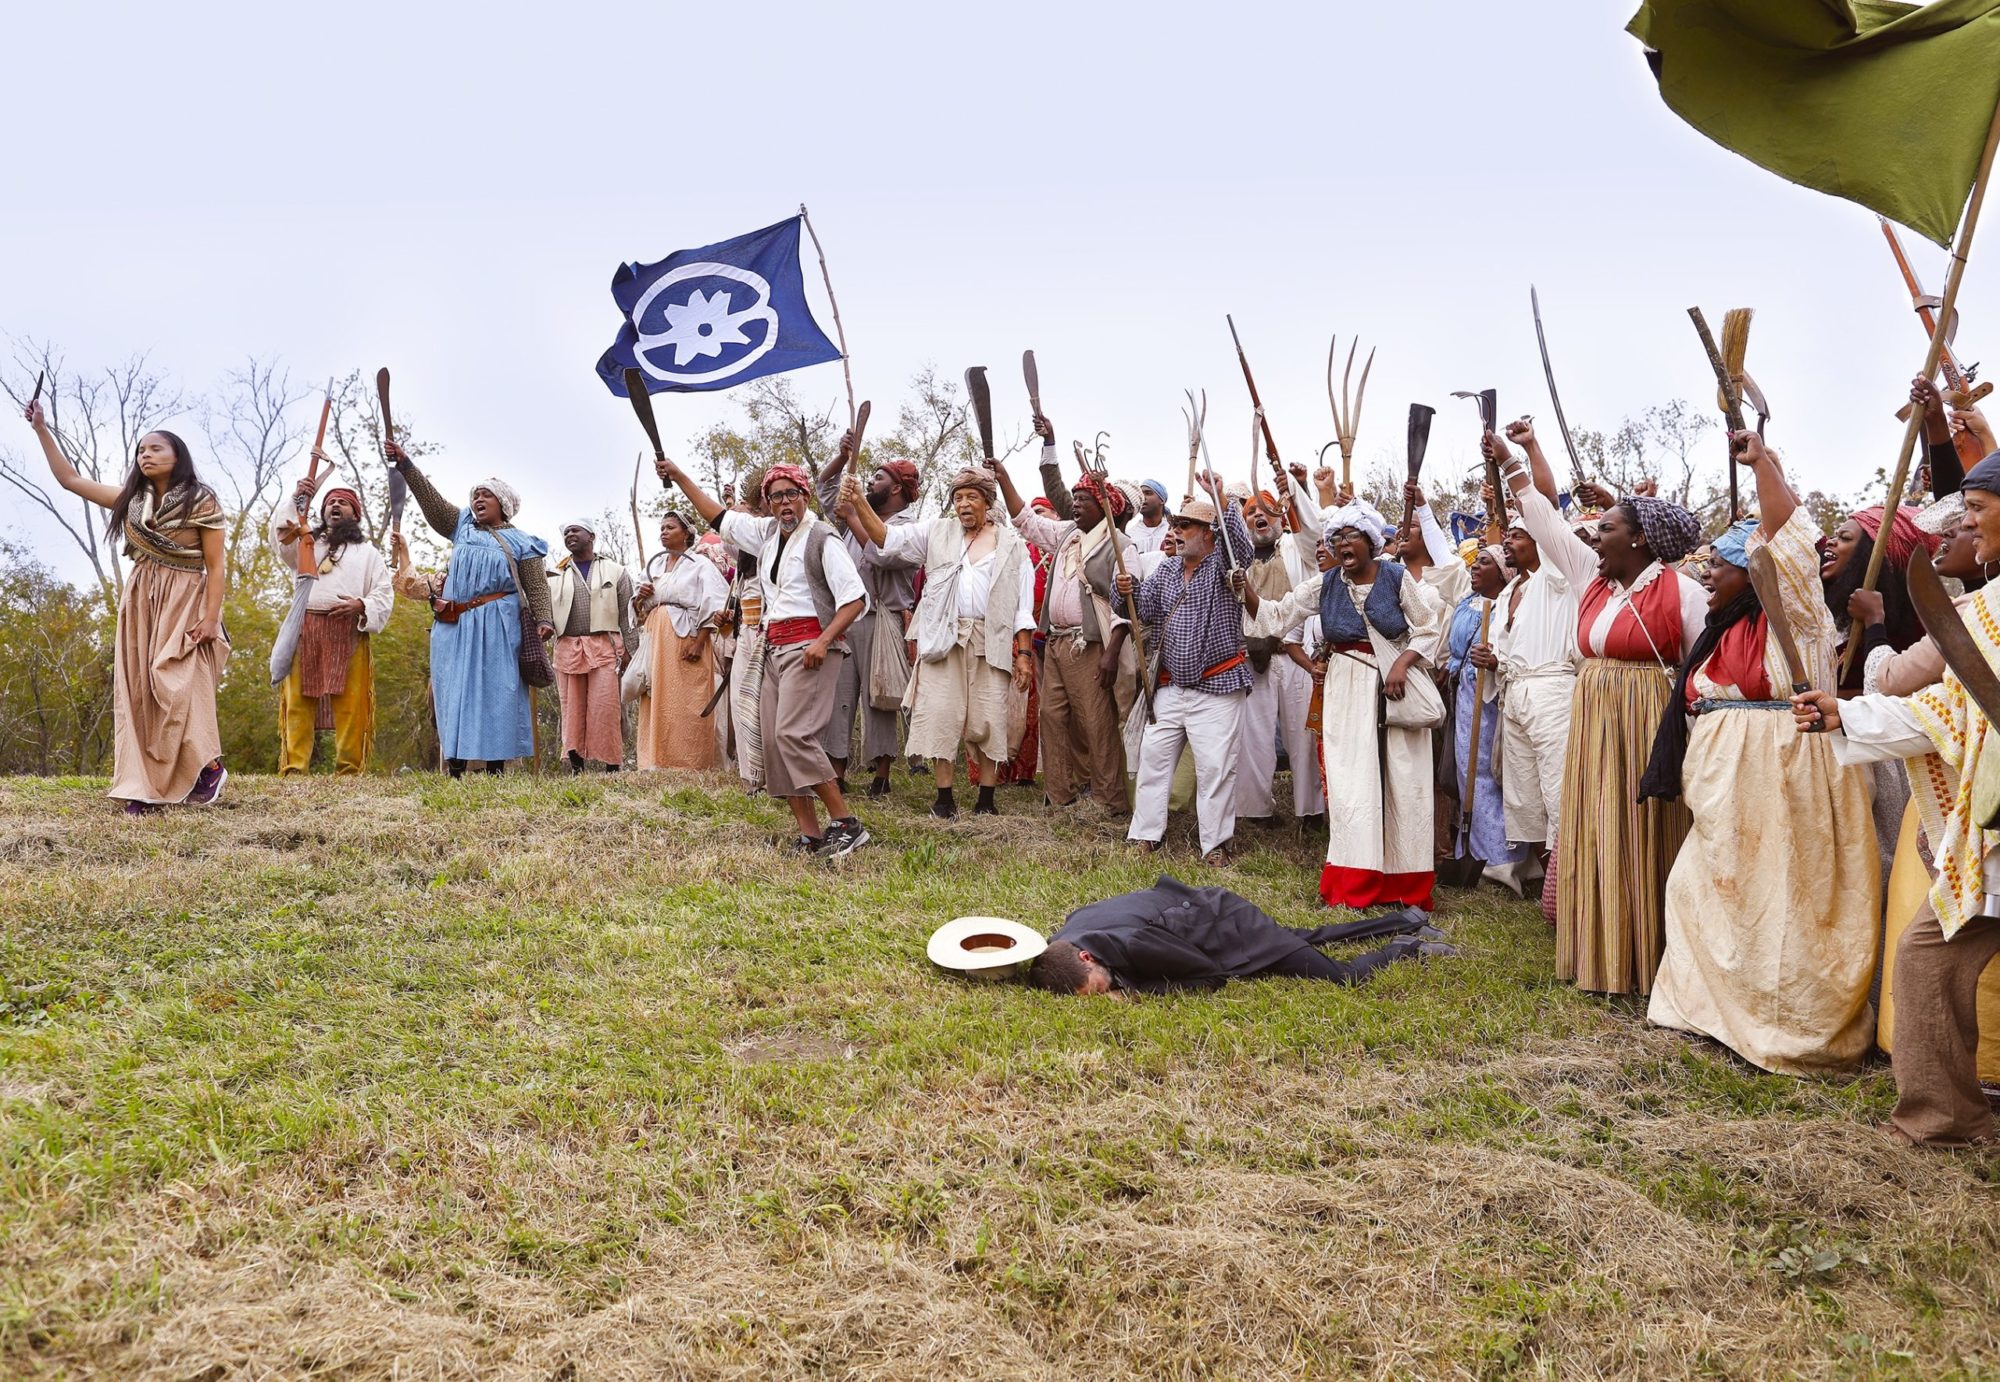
[597,216,841,397]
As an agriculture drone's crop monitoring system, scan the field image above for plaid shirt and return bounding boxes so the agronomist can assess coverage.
[1137,502,1255,695]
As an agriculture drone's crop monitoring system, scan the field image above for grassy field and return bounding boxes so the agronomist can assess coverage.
[0,770,1994,1380]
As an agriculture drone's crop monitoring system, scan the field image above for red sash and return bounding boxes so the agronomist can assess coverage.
[767,616,824,647]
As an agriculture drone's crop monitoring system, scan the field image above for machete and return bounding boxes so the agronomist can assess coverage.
[1023,350,1041,418]
[1908,552,2000,826]
[377,368,408,534]
[1529,287,1587,489]
[1397,403,1436,552]
[28,370,45,410]
[1451,389,1503,542]
[623,366,671,488]
[964,366,995,460]
[1746,545,1816,729]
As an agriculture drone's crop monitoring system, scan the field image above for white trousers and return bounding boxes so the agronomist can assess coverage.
[1235,655,1325,819]
[1500,674,1572,847]
[1128,684,1245,856]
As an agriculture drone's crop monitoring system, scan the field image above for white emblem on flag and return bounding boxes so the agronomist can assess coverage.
[632,262,779,385]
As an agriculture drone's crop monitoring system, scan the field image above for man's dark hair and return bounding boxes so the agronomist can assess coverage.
[1027,940,1090,994]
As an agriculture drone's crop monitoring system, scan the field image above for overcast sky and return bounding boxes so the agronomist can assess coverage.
[4,1,1993,578]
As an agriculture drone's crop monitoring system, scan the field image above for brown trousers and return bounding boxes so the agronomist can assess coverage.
[759,642,843,799]
[1041,638,1126,810]
[1891,901,2000,1145]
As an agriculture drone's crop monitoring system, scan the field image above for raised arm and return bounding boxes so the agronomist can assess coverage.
[655,456,728,529]
[24,401,122,509]
[385,442,461,540]
[1500,449,1597,589]
[1500,419,1561,506]
[838,473,890,549]
[1733,432,1797,538]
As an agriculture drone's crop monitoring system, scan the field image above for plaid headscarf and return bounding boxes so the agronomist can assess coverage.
[761,463,812,499]
[1625,494,1700,564]
[1073,471,1129,519]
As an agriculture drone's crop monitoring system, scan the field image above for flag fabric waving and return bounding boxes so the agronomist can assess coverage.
[597,216,841,396]
[1628,0,2000,247]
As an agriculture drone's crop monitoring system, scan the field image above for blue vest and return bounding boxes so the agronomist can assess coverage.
[1318,560,1409,643]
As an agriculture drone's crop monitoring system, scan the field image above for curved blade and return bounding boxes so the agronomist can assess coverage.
[1406,404,1436,480]
[1910,552,2000,727]
[1022,350,1040,414]
[964,366,994,459]
[1531,287,1585,481]
[1746,545,1810,698]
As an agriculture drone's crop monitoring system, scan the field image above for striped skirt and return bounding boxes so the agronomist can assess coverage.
[1556,658,1690,995]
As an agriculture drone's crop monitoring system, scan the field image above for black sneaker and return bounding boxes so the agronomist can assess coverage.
[790,833,823,855]
[817,818,870,860]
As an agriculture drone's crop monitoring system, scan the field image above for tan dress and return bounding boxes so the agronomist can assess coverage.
[110,486,229,803]
[635,552,726,771]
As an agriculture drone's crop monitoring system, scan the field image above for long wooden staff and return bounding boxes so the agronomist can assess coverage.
[630,453,648,568]
[798,204,856,428]
[1226,314,1282,472]
[1687,307,1745,522]
[1844,94,2000,680]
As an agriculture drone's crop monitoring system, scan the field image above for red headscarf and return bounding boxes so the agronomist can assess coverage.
[879,459,920,503]
[1850,503,1940,568]
[1030,496,1056,515]
[1072,472,1129,519]
[761,463,812,499]
[319,487,362,520]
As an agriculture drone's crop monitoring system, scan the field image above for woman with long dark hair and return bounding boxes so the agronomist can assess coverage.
[24,401,228,813]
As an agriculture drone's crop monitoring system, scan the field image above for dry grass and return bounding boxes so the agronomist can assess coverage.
[0,771,1995,1380]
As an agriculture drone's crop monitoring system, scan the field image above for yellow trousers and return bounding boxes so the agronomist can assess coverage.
[278,636,375,775]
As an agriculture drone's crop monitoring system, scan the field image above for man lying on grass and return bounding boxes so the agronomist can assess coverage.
[1026,876,1454,996]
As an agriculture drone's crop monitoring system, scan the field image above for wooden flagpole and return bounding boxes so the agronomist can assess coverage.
[1843,93,2000,678]
[798,204,857,429]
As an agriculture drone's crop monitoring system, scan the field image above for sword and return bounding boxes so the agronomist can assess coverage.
[1529,287,1587,489]
[1746,546,1816,727]
[1451,389,1502,542]
[1908,553,2000,827]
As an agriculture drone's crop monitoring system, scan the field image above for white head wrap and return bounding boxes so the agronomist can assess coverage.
[1223,479,1252,504]
[1111,480,1144,519]
[1916,491,1966,537]
[1320,499,1391,555]
[562,516,596,536]
[471,477,522,521]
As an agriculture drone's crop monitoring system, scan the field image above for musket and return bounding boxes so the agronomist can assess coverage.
[1529,287,1587,489]
[268,381,336,686]
[1451,389,1503,543]
[1226,315,1282,472]
[1325,334,1374,489]
[1882,216,1993,468]
[1687,308,1745,521]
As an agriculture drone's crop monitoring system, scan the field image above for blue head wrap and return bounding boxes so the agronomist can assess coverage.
[1711,517,1758,569]
[1141,479,1169,503]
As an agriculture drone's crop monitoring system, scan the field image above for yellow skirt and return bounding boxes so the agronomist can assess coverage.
[1556,659,1690,995]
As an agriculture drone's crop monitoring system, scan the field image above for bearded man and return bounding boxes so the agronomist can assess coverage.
[269,464,394,775]
[548,518,637,772]
[816,429,921,796]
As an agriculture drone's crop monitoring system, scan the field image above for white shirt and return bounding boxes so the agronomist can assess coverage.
[1128,515,1170,556]
[641,550,728,638]
[266,506,394,634]
[879,523,1037,633]
[718,511,867,625]
[1494,565,1579,678]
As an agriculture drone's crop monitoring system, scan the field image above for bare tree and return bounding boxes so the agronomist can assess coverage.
[0,341,186,603]
[1642,400,1718,512]
[203,356,312,564]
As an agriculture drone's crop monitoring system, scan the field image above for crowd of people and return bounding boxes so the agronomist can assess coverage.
[20,369,2000,1148]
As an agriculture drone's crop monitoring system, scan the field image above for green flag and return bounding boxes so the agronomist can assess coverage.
[1629,0,2000,246]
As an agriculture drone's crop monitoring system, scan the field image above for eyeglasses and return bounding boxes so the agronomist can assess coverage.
[765,488,806,503]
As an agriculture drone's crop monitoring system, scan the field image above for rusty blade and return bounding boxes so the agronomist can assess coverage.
[1746,545,1811,703]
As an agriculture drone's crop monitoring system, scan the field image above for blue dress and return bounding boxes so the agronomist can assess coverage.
[1445,593,1527,867]
[431,509,547,762]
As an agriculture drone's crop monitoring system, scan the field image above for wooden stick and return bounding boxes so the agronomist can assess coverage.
[798,204,856,429]
[1843,92,2000,679]
[630,452,648,569]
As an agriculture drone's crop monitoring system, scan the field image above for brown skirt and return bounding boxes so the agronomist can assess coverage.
[635,607,716,771]
[1556,658,1690,995]
[110,558,228,803]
